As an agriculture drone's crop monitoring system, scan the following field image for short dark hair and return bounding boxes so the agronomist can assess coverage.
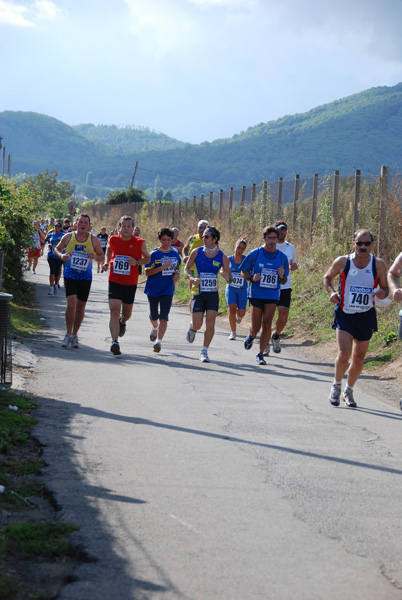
[118,216,134,227]
[262,225,279,239]
[77,213,91,223]
[158,227,174,240]
[205,226,220,242]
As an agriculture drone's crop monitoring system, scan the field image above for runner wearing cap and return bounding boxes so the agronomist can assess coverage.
[241,226,289,365]
[265,220,298,355]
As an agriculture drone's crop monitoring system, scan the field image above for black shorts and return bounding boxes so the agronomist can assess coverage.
[249,297,278,309]
[148,295,173,321]
[64,278,92,303]
[108,281,137,305]
[332,306,377,341]
[277,288,292,308]
[191,291,219,313]
[47,256,63,277]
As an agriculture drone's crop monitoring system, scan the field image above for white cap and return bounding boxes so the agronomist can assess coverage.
[198,220,209,228]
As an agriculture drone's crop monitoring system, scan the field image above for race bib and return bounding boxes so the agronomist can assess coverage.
[113,255,131,275]
[346,285,373,311]
[200,272,218,292]
[100,239,107,248]
[162,256,177,276]
[70,251,90,271]
[231,274,244,289]
[259,268,278,288]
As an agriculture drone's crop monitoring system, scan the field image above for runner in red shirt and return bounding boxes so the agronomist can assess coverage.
[102,216,150,355]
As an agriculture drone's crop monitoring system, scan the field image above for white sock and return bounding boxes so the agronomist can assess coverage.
[333,380,342,386]
[156,339,162,344]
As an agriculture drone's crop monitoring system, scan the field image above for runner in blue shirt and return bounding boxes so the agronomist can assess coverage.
[45,222,64,295]
[241,225,289,365]
[144,227,181,353]
[225,238,248,340]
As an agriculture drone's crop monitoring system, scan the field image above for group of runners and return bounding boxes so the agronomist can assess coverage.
[35,212,402,409]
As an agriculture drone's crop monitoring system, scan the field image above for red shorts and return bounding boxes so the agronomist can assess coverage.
[27,248,41,258]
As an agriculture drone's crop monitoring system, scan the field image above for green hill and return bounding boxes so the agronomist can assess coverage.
[1,83,402,197]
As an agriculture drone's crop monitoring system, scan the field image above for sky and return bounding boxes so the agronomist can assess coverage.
[2,0,402,144]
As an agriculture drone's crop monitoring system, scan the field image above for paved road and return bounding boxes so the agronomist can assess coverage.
[24,259,402,600]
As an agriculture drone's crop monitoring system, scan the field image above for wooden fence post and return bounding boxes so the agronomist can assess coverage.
[219,190,223,220]
[228,188,233,230]
[378,165,389,256]
[178,201,182,224]
[185,198,188,218]
[200,194,204,216]
[277,177,283,217]
[240,186,246,213]
[311,173,319,238]
[193,196,196,216]
[262,180,268,227]
[209,192,213,220]
[292,174,300,231]
[171,203,175,224]
[353,169,360,231]
[332,170,340,225]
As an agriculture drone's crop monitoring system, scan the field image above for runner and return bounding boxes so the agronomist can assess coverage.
[97,226,108,273]
[324,229,388,407]
[184,226,232,363]
[268,220,298,355]
[54,214,104,348]
[171,227,184,256]
[27,221,44,274]
[144,227,181,353]
[102,216,150,356]
[183,219,209,310]
[241,226,289,365]
[225,238,248,340]
[387,251,402,341]
[45,221,64,295]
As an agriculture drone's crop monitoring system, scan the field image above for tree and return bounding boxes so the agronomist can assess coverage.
[86,171,94,186]
[25,170,74,203]
[105,187,148,205]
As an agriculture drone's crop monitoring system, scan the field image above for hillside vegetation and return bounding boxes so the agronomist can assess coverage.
[1,83,402,197]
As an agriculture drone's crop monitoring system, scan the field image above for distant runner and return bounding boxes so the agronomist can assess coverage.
[324,229,388,408]
[45,221,64,295]
[225,238,248,340]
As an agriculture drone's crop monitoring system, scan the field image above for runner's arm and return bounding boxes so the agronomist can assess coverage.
[139,242,150,266]
[54,233,72,261]
[220,254,233,283]
[323,256,347,304]
[373,258,389,299]
[388,253,402,302]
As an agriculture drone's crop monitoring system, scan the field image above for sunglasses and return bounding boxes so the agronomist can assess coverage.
[355,241,372,247]
[199,226,207,230]
[202,235,211,239]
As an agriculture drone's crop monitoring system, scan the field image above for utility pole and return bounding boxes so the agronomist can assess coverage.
[130,161,138,188]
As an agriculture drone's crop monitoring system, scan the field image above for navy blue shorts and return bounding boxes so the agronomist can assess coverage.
[191,291,219,313]
[249,297,278,309]
[225,285,248,310]
[148,295,173,321]
[47,256,63,277]
[332,306,377,341]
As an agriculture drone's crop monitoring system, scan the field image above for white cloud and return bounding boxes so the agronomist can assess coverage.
[0,1,34,26]
[33,0,64,21]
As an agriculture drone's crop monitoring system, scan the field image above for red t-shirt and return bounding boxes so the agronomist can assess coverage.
[108,235,144,285]
[171,239,182,249]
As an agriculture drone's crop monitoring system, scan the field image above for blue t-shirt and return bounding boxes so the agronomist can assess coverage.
[47,232,64,258]
[144,248,181,297]
[227,254,248,290]
[241,246,289,300]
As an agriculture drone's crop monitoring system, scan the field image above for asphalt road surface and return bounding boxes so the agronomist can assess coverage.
[24,259,402,600]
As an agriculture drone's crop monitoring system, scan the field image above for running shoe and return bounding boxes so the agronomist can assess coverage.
[48,286,54,295]
[119,319,126,337]
[244,334,255,350]
[110,341,121,355]
[263,344,270,357]
[200,350,210,363]
[150,328,157,342]
[153,341,161,353]
[229,332,236,340]
[256,353,267,365]
[53,285,57,295]
[236,315,243,324]
[32,269,36,274]
[328,383,341,406]
[271,334,281,353]
[186,328,196,343]
[70,335,79,349]
[342,387,357,407]
[61,333,71,348]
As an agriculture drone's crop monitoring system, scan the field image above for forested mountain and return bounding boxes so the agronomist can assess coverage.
[2,82,402,199]
[73,123,186,153]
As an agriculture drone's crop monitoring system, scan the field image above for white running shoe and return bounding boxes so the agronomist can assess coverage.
[271,335,281,353]
[70,335,79,349]
[342,387,357,407]
[48,286,54,295]
[328,383,341,406]
[150,329,157,342]
[61,333,71,348]
[236,315,243,324]
[53,285,57,295]
[200,350,210,363]
[229,332,236,340]
[186,328,196,343]
[263,344,270,357]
